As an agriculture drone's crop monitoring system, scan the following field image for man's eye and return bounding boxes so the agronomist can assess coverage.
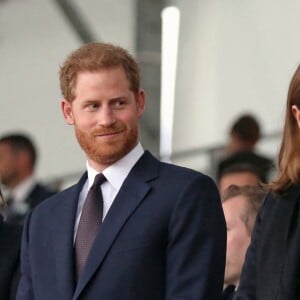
[114,100,126,108]
[87,104,99,110]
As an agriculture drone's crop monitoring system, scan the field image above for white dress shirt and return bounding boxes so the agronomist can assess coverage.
[74,143,144,241]
[10,175,36,203]
[7,175,37,214]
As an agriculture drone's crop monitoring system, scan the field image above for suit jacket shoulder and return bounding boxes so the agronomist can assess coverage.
[136,151,216,185]
[26,183,56,209]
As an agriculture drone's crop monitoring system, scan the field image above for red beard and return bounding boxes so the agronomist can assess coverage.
[74,121,139,166]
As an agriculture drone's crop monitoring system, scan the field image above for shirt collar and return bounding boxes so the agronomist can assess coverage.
[86,143,144,190]
[10,175,36,203]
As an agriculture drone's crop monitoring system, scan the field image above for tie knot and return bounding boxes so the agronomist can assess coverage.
[92,173,106,187]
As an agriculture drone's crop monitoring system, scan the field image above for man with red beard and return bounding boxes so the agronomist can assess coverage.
[17,43,226,300]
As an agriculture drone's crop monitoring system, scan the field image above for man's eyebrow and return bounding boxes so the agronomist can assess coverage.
[109,96,128,101]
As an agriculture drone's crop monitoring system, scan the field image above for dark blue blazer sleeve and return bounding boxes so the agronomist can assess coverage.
[166,174,226,299]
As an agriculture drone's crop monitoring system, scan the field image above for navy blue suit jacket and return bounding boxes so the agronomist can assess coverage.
[17,151,226,300]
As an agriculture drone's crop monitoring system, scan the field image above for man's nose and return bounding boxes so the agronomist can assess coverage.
[97,106,116,127]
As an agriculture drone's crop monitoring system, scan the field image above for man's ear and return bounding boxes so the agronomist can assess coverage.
[292,105,300,129]
[61,99,74,125]
[136,89,146,118]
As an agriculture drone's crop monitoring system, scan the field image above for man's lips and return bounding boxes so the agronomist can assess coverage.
[94,130,123,137]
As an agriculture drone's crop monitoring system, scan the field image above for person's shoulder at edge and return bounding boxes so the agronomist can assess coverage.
[157,156,219,187]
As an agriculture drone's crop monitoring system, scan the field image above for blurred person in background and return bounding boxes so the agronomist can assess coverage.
[225,114,261,155]
[0,186,22,300]
[221,185,266,300]
[217,163,263,196]
[214,114,274,183]
[235,65,300,299]
[0,133,56,224]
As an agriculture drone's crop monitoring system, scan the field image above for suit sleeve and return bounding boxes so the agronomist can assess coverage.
[234,193,271,300]
[166,174,226,300]
[16,211,34,300]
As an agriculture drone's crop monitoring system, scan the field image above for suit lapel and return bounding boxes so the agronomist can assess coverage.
[52,173,87,300]
[73,152,159,299]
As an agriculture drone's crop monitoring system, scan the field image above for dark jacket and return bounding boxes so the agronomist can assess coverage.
[222,285,235,300]
[217,151,274,182]
[0,215,22,300]
[17,151,226,300]
[6,183,56,225]
[235,185,300,299]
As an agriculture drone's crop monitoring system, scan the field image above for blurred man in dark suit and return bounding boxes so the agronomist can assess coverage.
[0,133,55,224]
[216,114,274,183]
